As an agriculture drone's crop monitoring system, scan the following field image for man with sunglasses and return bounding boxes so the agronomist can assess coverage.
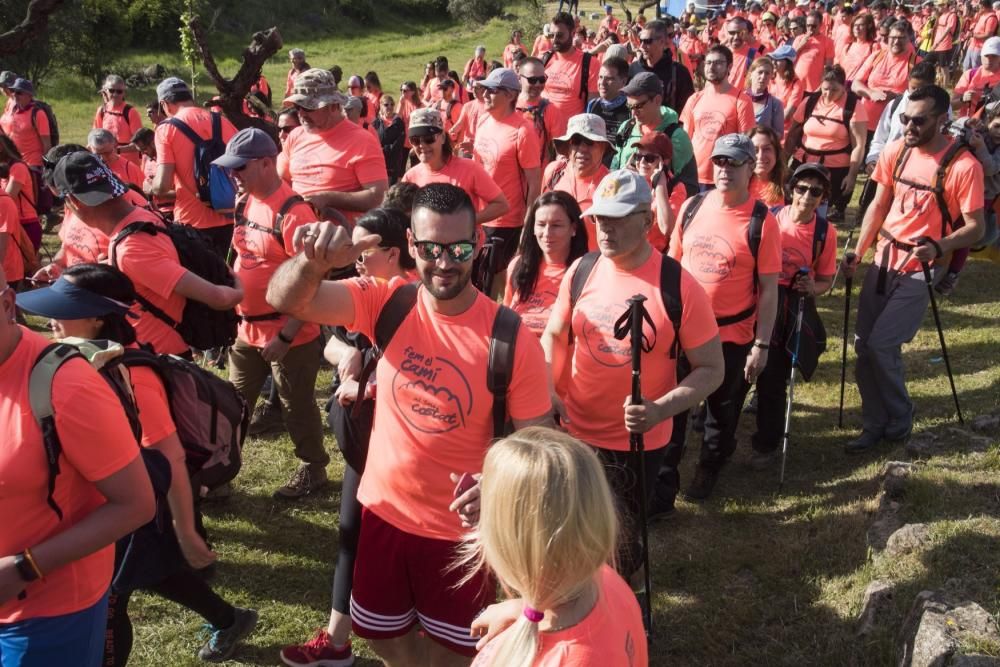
[214,128,327,499]
[0,78,50,170]
[278,68,388,228]
[94,74,144,167]
[793,10,836,93]
[268,183,552,666]
[629,19,695,116]
[542,12,600,137]
[544,114,612,249]
[841,85,984,454]
[516,57,560,168]
[662,133,781,502]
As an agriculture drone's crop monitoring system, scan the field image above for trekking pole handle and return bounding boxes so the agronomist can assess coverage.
[627,294,647,402]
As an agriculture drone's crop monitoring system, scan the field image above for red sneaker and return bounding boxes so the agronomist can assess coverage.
[279,629,354,667]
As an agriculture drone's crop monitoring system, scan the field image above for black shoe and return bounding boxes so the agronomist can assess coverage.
[648,483,677,522]
[884,427,912,444]
[844,430,882,454]
[198,607,258,662]
[682,466,719,502]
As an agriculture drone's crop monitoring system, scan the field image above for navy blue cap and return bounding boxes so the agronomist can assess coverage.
[17,276,132,320]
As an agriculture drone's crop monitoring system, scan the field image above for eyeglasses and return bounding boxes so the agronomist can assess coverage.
[413,239,476,262]
[639,37,659,45]
[521,75,548,85]
[356,247,388,264]
[793,184,825,197]
[278,125,297,134]
[569,135,595,147]
[106,89,125,95]
[411,134,439,145]
[627,98,651,112]
[636,153,661,164]
[711,156,750,168]
[727,30,742,35]
[900,114,931,127]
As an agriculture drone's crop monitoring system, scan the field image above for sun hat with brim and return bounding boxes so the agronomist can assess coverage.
[790,162,831,186]
[711,133,756,163]
[10,78,33,95]
[213,127,278,170]
[283,68,348,110]
[770,44,797,62]
[475,67,521,92]
[53,151,129,207]
[554,114,611,154]
[581,169,652,218]
[408,107,444,137]
[17,276,132,320]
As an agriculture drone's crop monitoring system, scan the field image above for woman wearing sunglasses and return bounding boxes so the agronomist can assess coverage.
[93,75,144,167]
[747,162,837,470]
[395,81,421,149]
[627,131,686,251]
[400,107,509,224]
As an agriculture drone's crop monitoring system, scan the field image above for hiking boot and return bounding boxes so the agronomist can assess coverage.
[748,450,778,471]
[743,389,758,415]
[844,430,882,455]
[648,487,677,522]
[201,481,233,503]
[197,607,258,662]
[934,271,959,297]
[248,400,284,436]
[682,466,719,502]
[280,629,355,667]
[274,464,328,500]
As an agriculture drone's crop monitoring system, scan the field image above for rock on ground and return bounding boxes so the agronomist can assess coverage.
[897,591,1000,667]
[857,579,894,637]
[885,523,933,558]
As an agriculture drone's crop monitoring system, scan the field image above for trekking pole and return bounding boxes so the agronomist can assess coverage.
[829,228,855,293]
[780,268,809,491]
[921,260,964,424]
[838,252,856,429]
[614,293,654,638]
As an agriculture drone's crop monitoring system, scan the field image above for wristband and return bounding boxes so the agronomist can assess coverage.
[277,331,293,344]
[14,549,42,582]
[753,342,769,350]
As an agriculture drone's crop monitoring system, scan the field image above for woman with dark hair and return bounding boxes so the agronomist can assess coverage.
[396,80,421,148]
[0,133,40,250]
[363,71,383,110]
[769,46,804,139]
[749,125,787,207]
[280,208,413,667]
[840,14,879,81]
[16,263,258,665]
[786,64,868,221]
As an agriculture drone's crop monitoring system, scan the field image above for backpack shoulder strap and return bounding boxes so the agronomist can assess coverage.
[748,200,768,290]
[843,91,858,127]
[274,194,306,238]
[802,90,821,121]
[541,50,554,66]
[659,255,684,360]
[210,111,222,142]
[812,214,829,264]
[123,103,133,119]
[487,305,521,438]
[933,141,970,235]
[569,251,601,309]
[579,52,593,100]
[681,191,709,233]
[166,117,202,145]
[891,144,912,185]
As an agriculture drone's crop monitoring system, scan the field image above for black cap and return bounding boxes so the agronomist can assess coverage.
[52,152,128,206]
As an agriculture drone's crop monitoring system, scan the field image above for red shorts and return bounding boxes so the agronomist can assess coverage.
[350,507,495,656]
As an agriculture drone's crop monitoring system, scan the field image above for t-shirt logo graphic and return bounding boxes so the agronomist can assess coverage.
[579,301,655,367]
[690,233,736,283]
[475,136,500,172]
[697,109,728,142]
[233,224,266,271]
[391,346,473,433]
[781,246,809,282]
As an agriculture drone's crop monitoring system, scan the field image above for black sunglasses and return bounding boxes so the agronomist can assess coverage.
[711,156,750,168]
[636,153,661,164]
[569,135,596,147]
[793,184,825,197]
[521,75,548,85]
[900,113,931,127]
[411,134,439,145]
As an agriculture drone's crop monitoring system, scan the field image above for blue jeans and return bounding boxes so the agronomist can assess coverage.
[0,591,109,667]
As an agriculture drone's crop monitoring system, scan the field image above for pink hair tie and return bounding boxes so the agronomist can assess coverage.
[523,606,544,623]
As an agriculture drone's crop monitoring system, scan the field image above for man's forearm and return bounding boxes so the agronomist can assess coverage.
[654,365,722,419]
[267,253,328,317]
[941,211,986,254]
[755,283,779,343]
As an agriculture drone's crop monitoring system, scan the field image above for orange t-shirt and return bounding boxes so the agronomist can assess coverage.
[58,210,109,267]
[932,11,959,52]
[503,257,566,337]
[0,328,139,624]
[552,251,718,451]
[130,364,177,447]
[669,192,782,344]
[770,77,805,138]
[109,208,188,355]
[517,97,562,168]
[972,10,999,48]
[106,154,145,189]
[953,66,1000,114]
[471,565,649,667]
[679,86,756,185]
[792,92,868,169]
[750,178,785,207]
[154,106,237,230]
[402,157,504,214]
[452,98,487,146]
[543,161,609,250]
[94,102,144,166]
[279,120,388,225]
[792,34,836,92]
[728,44,757,88]
[840,41,879,81]
[543,49,601,136]
[853,49,916,126]
[774,206,838,285]
[473,112,542,228]
[3,160,37,222]
[871,138,984,273]
[678,36,707,76]
[0,104,49,167]
[532,35,553,57]
[232,186,321,348]
[346,277,550,541]
[0,191,24,282]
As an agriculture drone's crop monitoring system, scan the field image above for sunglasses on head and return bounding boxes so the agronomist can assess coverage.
[413,239,476,262]
[711,156,750,168]
[411,134,439,145]
[793,183,825,197]
[522,75,548,85]
[900,113,931,127]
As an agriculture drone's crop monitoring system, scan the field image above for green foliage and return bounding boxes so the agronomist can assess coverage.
[448,0,506,26]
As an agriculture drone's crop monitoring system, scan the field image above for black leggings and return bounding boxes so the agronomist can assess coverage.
[104,570,235,667]
[331,462,363,614]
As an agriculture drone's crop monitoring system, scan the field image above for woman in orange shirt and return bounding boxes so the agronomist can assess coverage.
[840,14,880,81]
[395,81,421,150]
[626,131,686,251]
[465,427,649,667]
[769,44,805,138]
[749,125,788,207]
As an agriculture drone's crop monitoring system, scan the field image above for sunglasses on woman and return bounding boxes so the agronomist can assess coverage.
[411,134,438,145]
[412,239,476,262]
[793,184,825,198]
[635,153,661,164]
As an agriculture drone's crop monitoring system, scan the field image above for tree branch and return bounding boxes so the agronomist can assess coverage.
[0,0,65,57]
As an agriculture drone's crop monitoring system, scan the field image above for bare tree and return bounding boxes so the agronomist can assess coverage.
[0,0,65,56]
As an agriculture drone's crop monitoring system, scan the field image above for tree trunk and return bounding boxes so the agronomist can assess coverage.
[0,0,65,56]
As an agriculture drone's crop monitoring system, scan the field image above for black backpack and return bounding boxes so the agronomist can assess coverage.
[353,283,521,439]
[569,251,684,359]
[799,90,859,161]
[542,50,593,100]
[97,103,134,128]
[890,139,969,237]
[680,193,769,327]
[110,220,239,350]
[165,112,236,214]
[30,100,59,146]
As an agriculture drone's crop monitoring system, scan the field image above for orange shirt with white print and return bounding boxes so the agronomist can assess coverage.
[0,103,49,167]
[839,41,880,81]
[94,102,144,166]
[552,251,718,451]
[792,34,836,92]
[774,206,838,286]
[473,112,542,228]
[402,156,504,214]
[792,92,868,169]
[853,48,916,127]
[770,77,805,137]
[668,192,782,344]
[0,191,23,282]
[679,86,756,184]
[58,211,108,267]
[472,565,649,667]
[279,120,388,226]
[953,66,1000,114]
[728,43,758,88]
[346,277,550,541]
[543,49,601,136]
[543,159,609,250]
[503,257,567,337]
[109,208,188,355]
[2,161,37,222]
[871,138,984,273]
[232,186,321,349]
[0,328,140,624]
[154,106,237,230]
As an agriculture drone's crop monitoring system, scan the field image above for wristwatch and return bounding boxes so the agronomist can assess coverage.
[14,552,40,582]
[753,341,769,350]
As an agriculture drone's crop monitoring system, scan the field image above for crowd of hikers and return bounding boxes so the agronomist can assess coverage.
[1,0,998,663]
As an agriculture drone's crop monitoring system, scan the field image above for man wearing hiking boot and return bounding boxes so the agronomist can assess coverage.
[215,128,329,499]
[841,85,984,454]
[658,133,780,504]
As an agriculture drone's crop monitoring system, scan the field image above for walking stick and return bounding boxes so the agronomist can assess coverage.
[780,269,809,490]
[838,252,856,428]
[614,294,654,638]
[921,261,964,424]
[830,228,855,293]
